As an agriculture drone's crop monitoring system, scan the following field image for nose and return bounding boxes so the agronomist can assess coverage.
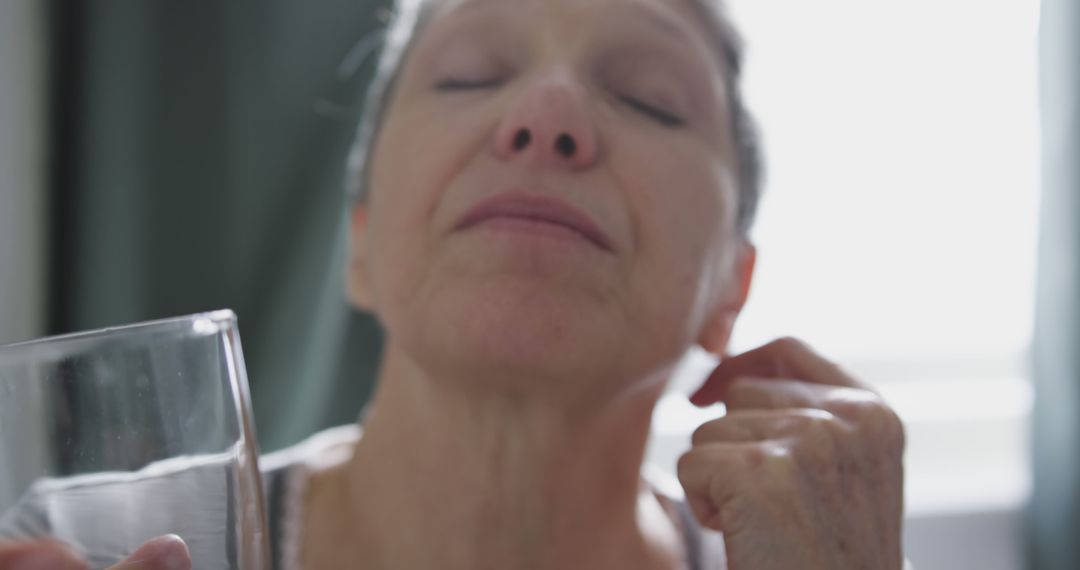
[492,71,599,170]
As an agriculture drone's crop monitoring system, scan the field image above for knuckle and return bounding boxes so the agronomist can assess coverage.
[827,389,884,421]
[774,411,816,438]
[743,444,767,468]
[788,415,844,466]
[750,440,792,471]
[862,399,901,432]
[829,398,872,422]
[795,407,837,424]
[876,405,907,450]
[798,408,845,438]
[832,397,906,453]
[771,336,809,354]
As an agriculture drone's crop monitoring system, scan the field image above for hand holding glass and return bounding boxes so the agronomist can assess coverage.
[0,311,268,569]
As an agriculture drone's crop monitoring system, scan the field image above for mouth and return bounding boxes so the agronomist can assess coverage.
[453,193,614,252]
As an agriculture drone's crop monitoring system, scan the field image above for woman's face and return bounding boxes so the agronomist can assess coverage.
[351,0,753,389]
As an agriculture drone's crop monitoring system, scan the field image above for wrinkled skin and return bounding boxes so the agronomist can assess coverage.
[0,0,906,565]
[681,338,906,569]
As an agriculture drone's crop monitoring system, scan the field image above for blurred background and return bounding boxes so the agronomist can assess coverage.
[0,0,1073,568]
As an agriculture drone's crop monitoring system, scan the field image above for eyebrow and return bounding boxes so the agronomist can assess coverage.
[617,1,693,42]
[606,1,728,80]
[425,0,714,78]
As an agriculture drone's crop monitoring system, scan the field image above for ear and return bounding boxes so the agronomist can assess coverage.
[697,243,756,354]
[346,204,374,310]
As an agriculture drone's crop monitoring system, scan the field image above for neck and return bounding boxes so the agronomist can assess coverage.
[338,345,684,570]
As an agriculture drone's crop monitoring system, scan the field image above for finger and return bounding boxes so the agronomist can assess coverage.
[107,535,191,570]
[690,408,843,446]
[676,441,794,531]
[725,376,888,422]
[690,337,865,407]
[0,540,87,570]
[726,379,904,455]
[723,377,833,410]
[724,376,875,411]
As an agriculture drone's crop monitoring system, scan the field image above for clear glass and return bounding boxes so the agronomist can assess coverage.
[0,310,268,569]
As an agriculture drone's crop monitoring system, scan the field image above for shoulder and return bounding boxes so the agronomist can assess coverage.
[260,423,361,525]
[260,423,362,525]
[260,424,362,477]
[259,424,362,570]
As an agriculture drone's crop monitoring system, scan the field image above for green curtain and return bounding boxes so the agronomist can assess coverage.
[1031,0,1080,566]
[49,1,389,452]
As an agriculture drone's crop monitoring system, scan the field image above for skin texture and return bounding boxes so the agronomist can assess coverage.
[0,0,904,567]
[330,0,904,568]
[352,0,749,390]
[320,0,756,567]
[684,338,905,569]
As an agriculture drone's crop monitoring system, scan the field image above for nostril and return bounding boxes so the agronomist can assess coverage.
[513,129,532,151]
[555,133,576,157]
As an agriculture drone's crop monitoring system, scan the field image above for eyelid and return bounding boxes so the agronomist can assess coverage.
[617,95,685,127]
[434,77,505,91]
[427,35,514,93]
[600,58,690,128]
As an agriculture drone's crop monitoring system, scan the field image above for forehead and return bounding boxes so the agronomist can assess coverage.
[420,0,714,45]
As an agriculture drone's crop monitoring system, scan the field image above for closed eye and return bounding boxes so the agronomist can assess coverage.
[434,78,504,91]
[618,96,685,127]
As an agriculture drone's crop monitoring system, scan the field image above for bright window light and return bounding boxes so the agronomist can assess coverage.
[648,0,1040,525]
[727,0,1040,366]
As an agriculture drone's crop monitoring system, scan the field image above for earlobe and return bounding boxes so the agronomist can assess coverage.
[346,205,374,310]
[697,312,738,355]
[697,243,757,355]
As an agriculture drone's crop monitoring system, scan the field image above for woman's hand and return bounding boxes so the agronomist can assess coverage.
[679,338,905,570]
[0,535,191,570]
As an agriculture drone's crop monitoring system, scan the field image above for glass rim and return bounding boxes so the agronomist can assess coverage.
[0,309,238,352]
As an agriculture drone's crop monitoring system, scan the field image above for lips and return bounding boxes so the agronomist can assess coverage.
[454,193,614,252]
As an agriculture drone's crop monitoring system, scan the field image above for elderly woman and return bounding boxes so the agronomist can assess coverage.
[0,0,906,567]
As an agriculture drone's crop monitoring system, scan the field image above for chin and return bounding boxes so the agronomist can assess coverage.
[401,274,624,386]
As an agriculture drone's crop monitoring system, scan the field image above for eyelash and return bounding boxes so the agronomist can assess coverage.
[618,96,685,127]
[433,78,685,128]
[434,78,503,91]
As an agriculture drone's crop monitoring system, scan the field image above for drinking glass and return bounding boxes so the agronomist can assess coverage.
[0,310,268,569]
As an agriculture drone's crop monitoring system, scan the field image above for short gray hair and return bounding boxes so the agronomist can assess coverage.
[345,0,764,236]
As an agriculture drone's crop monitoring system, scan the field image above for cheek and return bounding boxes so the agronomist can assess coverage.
[637,143,732,263]
[370,100,491,218]
[362,105,491,315]
[364,115,441,311]
[617,140,739,335]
